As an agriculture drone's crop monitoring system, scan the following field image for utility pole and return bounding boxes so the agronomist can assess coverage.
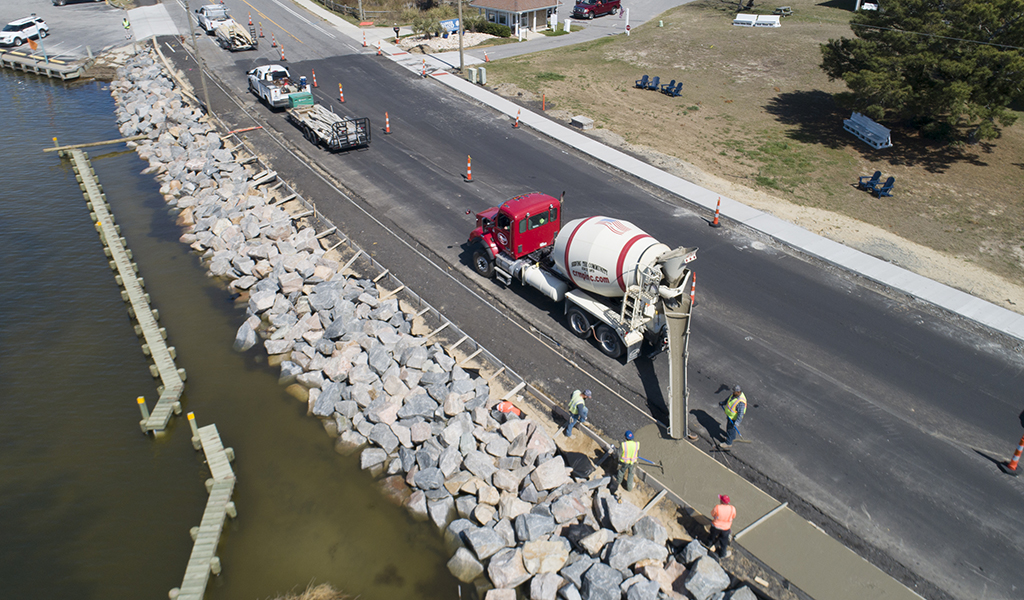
[457,0,465,73]
[182,0,213,116]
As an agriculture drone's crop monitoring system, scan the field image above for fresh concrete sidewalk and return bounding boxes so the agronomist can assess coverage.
[637,427,925,600]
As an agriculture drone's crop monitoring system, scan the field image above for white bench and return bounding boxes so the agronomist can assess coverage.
[733,13,756,26]
[843,112,892,149]
[733,14,781,27]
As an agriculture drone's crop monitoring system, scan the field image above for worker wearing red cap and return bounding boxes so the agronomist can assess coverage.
[708,494,736,559]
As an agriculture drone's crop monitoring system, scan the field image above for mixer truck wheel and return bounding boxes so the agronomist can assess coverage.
[595,325,624,359]
[566,307,592,339]
[472,248,494,278]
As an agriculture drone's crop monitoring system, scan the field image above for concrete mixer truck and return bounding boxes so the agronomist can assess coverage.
[468,192,696,363]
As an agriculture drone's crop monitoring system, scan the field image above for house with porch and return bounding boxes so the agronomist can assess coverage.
[468,0,562,34]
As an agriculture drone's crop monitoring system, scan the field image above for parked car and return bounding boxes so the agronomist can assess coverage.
[572,0,621,19]
[0,16,49,47]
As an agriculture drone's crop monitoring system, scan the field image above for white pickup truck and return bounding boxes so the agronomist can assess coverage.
[195,5,231,34]
[247,65,311,109]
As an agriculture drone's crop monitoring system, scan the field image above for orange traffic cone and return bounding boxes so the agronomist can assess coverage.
[248,12,253,26]
[271,32,277,47]
[710,196,722,228]
[690,272,697,307]
[259,22,264,38]
[377,40,382,56]
[279,45,286,61]
[338,83,345,103]
[422,58,427,78]
[484,51,489,62]
[464,155,473,183]
[363,31,367,47]
[384,112,391,134]
[1001,434,1024,476]
[512,109,520,129]
[312,69,318,88]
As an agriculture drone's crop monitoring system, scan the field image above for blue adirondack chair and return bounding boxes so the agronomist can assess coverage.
[665,82,683,97]
[646,76,660,91]
[872,176,895,197]
[660,79,676,93]
[858,170,881,190]
[635,75,649,89]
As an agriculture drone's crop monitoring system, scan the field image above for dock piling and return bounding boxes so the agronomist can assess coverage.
[137,396,150,432]
[188,412,201,450]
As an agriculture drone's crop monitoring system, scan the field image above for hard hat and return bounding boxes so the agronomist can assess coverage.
[625,430,634,440]
[719,494,730,504]
[584,389,592,397]
[733,385,742,393]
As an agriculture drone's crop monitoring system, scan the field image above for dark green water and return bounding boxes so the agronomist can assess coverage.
[0,71,457,600]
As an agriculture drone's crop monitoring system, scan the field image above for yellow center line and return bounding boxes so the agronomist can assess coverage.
[237,0,304,44]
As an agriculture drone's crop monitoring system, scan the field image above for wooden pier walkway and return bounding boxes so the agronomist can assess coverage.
[63,148,238,599]
[1,49,85,80]
[67,149,185,432]
[171,415,238,600]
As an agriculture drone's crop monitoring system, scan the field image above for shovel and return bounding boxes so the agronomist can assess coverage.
[638,456,664,472]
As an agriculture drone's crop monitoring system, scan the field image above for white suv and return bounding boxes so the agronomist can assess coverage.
[0,16,49,47]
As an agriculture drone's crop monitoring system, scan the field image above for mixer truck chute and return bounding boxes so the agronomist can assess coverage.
[469,192,696,363]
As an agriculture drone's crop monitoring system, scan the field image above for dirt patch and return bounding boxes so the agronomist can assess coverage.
[481,0,1024,314]
[396,32,496,53]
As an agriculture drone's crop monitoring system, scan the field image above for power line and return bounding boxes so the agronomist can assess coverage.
[851,23,1024,50]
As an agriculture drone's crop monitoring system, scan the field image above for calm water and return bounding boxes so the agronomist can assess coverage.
[0,71,457,600]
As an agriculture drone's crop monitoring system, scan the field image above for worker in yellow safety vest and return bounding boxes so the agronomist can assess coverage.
[616,430,640,492]
[564,389,590,437]
[719,385,746,449]
[122,17,131,40]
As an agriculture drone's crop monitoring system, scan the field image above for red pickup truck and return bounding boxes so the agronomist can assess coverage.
[572,0,621,19]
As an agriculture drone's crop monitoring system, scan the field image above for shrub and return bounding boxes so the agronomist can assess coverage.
[465,17,511,37]
[478,21,511,37]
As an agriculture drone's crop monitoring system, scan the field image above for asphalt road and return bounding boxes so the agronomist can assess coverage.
[150,2,1024,599]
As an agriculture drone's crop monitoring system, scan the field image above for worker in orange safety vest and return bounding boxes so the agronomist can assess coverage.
[616,430,640,492]
[708,494,737,559]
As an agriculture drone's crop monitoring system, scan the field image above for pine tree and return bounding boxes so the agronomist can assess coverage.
[820,0,1024,142]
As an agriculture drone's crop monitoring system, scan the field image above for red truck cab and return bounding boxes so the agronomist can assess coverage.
[470,193,561,262]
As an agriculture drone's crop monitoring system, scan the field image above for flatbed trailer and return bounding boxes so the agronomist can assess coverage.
[286,104,370,152]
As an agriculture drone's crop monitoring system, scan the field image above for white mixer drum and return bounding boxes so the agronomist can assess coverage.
[553,217,670,298]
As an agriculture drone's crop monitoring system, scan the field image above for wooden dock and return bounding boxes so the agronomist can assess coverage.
[67,149,185,432]
[64,148,238,599]
[1,49,85,80]
[172,415,238,600]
